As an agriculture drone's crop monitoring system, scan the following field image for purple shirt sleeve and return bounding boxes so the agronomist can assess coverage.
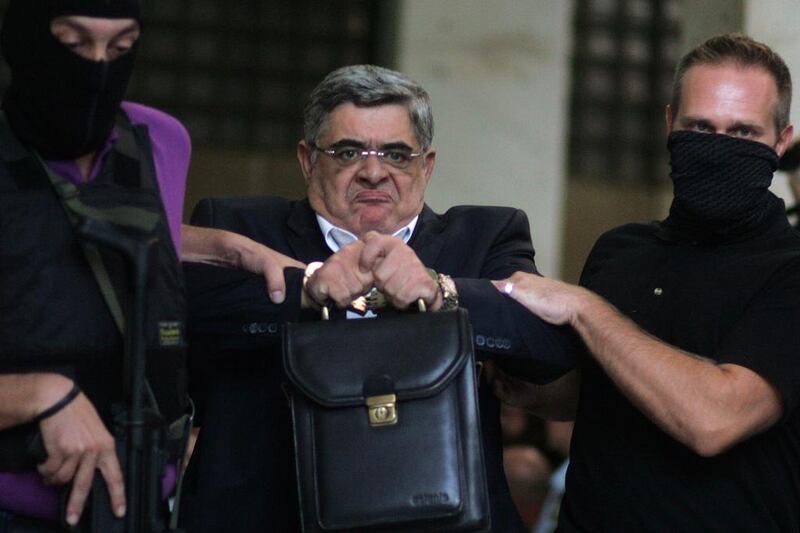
[46,103,191,256]
[0,466,178,522]
[121,101,191,255]
[0,472,60,521]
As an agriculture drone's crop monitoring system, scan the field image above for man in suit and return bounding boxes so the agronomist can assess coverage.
[179,64,575,532]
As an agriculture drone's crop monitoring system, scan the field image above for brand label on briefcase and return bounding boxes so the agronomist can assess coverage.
[412,492,451,506]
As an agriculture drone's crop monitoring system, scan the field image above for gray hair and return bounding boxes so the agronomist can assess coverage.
[303,64,434,150]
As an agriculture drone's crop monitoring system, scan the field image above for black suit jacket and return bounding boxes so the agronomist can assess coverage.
[180,197,575,533]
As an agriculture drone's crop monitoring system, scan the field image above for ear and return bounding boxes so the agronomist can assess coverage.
[297,140,314,184]
[421,148,436,182]
[774,124,794,157]
[665,104,675,136]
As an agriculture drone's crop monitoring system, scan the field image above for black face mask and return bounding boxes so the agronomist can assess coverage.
[1,0,140,160]
[663,130,781,240]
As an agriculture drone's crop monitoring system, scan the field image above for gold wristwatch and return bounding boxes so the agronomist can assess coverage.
[427,269,459,311]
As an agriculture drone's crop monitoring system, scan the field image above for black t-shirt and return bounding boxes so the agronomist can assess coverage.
[559,211,800,533]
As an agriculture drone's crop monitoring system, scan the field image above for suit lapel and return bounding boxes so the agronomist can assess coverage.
[409,204,447,268]
[285,198,332,263]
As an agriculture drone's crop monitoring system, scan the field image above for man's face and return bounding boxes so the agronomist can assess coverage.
[667,63,793,155]
[50,16,140,62]
[298,102,436,237]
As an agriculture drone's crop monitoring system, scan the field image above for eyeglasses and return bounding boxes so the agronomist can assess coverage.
[311,143,425,170]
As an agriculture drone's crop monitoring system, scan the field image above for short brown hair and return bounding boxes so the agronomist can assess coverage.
[671,33,792,133]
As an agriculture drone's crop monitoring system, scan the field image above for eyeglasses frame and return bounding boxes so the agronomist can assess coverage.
[309,142,426,170]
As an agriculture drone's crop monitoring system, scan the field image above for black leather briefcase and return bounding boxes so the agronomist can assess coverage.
[283,308,490,532]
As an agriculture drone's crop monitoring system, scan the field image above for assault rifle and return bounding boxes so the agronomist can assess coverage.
[74,218,184,533]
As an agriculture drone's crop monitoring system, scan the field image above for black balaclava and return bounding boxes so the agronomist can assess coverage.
[1,0,141,159]
[661,130,783,242]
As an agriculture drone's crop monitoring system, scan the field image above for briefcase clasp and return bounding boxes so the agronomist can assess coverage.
[366,394,398,427]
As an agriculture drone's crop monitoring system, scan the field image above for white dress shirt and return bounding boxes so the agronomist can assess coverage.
[315,214,418,252]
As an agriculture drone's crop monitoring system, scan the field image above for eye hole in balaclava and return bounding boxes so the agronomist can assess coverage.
[1,0,141,160]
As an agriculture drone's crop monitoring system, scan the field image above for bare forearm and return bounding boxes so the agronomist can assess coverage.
[571,293,780,455]
[181,224,250,269]
[182,224,305,304]
[496,273,782,454]
[1,374,124,523]
[0,373,73,430]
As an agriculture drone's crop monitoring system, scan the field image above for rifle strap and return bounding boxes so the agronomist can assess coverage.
[32,141,164,416]
[35,151,159,336]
